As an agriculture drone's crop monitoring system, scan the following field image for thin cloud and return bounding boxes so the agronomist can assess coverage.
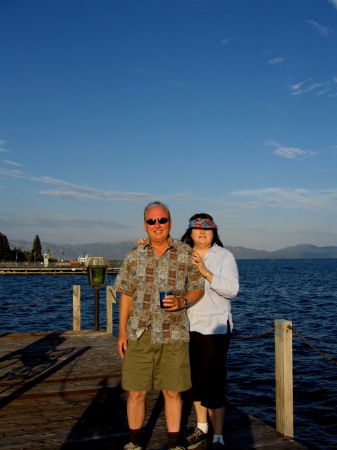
[221,37,232,45]
[263,49,285,65]
[329,0,337,9]
[274,147,315,160]
[0,168,26,177]
[1,160,24,167]
[231,187,337,210]
[265,139,316,160]
[268,57,285,65]
[1,156,335,218]
[316,88,331,96]
[288,81,305,92]
[306,20,332,37]
[288,80,324,96]
[288,77,337,97]
[0,140,9,153]
[0,168,193,203]
[1,213,129,231]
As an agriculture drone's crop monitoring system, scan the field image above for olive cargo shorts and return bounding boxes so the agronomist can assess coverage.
[122,328,191,392]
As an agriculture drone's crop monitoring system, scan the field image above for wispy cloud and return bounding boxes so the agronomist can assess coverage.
[221,37,232,45]
[265,139,316,160]
[1,160,24,167]
[0,168,26,178]
[231,187,337,210]
[1,212,129,231]
[0,140,9,153]
[263,49,285,65]
[306,20,332,37]
[0,168,192,203]
[288,80,324,96]
[329,0,337,10]
[1,160,335,218]
[274,147,315,160]
[287,77,337,97]
[268,57,285,65]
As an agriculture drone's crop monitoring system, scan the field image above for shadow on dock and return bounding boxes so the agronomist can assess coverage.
[0,332,307,449]
[0,333,90,409]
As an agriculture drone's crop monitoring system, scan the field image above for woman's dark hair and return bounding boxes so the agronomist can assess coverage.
[181,213,224,248]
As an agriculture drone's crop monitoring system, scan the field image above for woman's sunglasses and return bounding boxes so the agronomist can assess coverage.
[145,218,169,225]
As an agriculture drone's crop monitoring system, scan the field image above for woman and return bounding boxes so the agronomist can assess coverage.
[182,213,239,450]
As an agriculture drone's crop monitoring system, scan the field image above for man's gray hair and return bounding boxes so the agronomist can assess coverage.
[144,201,171,220]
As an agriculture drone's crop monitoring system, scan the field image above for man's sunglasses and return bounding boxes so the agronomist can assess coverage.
[145,218,169,225]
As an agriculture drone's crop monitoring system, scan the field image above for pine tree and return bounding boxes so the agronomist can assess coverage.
[31,235,43,262]
[12,247,26,262]
[0,232,12,261]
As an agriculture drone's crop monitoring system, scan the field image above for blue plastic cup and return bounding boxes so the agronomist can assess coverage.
[159,291,173,309]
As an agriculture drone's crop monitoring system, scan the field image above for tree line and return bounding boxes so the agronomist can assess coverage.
[0,232,43,262]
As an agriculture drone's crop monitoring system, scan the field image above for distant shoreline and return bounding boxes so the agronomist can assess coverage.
[0,263,119,276]
[8,240,337,261]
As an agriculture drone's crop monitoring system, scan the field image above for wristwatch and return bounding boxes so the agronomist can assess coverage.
[182,297,189,309]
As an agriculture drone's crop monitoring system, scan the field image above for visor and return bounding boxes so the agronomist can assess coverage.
[188,218,218,229]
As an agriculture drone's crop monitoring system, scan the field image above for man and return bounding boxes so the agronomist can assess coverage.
[115,201,205,450]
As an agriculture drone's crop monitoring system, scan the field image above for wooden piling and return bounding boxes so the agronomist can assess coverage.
[72,285,81,332]
[106,286,115,335]
[275,319,294,437]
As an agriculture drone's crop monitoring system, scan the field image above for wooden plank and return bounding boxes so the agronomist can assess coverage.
[0,332,307,449]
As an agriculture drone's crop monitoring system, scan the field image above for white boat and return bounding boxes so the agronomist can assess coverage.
[77,255,90,263]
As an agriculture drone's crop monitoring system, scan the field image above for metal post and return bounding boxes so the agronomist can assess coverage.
[86,256,108,332]
[94,287,100,331]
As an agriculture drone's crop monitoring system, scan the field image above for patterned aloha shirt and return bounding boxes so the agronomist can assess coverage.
[113,237,204,344]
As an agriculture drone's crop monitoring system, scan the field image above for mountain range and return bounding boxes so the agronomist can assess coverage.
[9,240,337,260]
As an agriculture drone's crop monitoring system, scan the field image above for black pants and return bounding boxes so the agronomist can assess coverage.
[185,329,230,409]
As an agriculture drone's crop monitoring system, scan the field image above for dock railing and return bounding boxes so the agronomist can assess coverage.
[2,283,336,442]
[13,285,329,440]
[72,284,116,334]
[72,287,295,436]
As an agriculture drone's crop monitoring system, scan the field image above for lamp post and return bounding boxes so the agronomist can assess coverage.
[86,256,109,331]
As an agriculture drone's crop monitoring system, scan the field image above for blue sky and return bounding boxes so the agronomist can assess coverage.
[1,0,336,251]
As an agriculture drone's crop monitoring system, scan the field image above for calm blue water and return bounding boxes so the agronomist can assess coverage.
[1,259,337,449]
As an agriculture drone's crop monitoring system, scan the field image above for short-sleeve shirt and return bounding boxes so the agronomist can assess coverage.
[114,237,204,344]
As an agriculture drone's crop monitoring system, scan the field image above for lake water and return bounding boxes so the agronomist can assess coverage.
[1,259,336,449]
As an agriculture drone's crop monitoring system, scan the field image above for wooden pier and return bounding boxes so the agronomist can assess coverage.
[0,266,118,276]
[0,332,307,449]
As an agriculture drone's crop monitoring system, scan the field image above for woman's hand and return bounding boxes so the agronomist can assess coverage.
[192,251,208,277]
[136,237,147,246]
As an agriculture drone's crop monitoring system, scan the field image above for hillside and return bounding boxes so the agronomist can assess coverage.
[8,240,337,261]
